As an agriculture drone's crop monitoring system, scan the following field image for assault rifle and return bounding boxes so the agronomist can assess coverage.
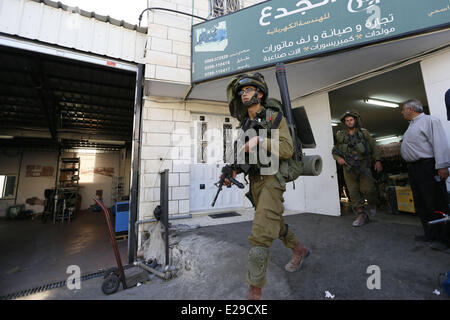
[332,147,377,183]
[211,165,245,207]
[211,117,261,207]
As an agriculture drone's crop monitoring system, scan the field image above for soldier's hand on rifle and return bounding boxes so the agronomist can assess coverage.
[240,136,260,153]
[222,170,238,186]
[374,161,383,173]
[337,157,347,166]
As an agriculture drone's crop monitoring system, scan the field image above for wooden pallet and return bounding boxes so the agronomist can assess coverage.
[115,234,128,241]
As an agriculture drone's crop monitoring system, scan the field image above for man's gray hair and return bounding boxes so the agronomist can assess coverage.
[403,99,424,113]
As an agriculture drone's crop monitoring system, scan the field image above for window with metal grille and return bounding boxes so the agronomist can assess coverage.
[209,0,240,18]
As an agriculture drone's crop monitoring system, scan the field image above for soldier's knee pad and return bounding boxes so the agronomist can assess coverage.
[248,246,269,284]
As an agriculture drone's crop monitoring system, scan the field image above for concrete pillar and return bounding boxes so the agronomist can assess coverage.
[420,48,450,122]
[420,48,450,191]
[285,92,340,216]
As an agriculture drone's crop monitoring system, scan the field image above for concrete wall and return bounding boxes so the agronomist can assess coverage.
[0,149,130,217]
[139,96,229,220]
[0,150,21,217]
[421,49,450,126]
[144,0,264,83]
[420,48,450,191]
[145,0,209,84]
[285,93,341,216]
[0,149,58,217]
[61,151,123,210]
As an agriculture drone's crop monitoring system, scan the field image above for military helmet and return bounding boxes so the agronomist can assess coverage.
[234,72,268,102]
[340,110,361,126]
[226,72,269,122]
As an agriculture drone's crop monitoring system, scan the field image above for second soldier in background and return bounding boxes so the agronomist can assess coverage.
[333,110,383,227]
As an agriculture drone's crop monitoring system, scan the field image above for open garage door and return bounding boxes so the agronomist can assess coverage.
[0,39,143,296]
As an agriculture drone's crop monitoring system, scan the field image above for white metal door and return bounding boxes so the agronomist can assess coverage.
[189,113,248,212]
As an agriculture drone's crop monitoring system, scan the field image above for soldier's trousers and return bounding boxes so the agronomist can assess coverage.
[343,164,379,210]
[246,174,299,288]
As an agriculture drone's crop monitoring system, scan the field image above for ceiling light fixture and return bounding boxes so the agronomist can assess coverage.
[375,135,400,142]
[0,135,14,139]
[364,98,399,108]
[88,139,125,145]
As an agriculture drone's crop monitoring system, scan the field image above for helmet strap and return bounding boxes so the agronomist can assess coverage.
[243,90,261,107]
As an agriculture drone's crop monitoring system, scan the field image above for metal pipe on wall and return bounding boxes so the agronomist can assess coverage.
[13,150,24,206]
[160,169,170,267]
[135,213,192,226]
[128,64,144,264]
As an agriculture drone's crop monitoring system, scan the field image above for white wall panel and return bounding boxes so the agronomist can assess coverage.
[92,19,108,55]
[122,29,137,61]
[135,32,147,64]
[0,0,146,64]
[107,24,124,59]
[0,0,24,35]
[285,93,341,216]
[75,16,94,51]
[39,5,61,44]
[420,49,450,192]
[58,10,79,48]
[19,0,41,39]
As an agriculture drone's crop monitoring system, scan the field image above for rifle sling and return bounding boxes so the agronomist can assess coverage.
[270,111,283,130]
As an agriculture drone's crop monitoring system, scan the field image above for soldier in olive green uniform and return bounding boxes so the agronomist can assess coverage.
[333,111,383,226]
[224,73,310,300]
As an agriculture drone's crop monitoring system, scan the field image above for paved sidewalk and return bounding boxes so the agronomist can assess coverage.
[15,209,450,300]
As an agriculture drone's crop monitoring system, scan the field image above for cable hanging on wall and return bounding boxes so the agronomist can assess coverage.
[138,7,207,27]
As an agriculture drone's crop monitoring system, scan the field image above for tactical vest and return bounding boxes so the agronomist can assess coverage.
[239,99,303,188]
[336,128,371,160]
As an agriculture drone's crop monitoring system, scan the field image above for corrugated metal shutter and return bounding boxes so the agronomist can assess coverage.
[0,0,146,64]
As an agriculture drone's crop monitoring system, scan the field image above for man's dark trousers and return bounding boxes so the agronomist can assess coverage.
[407,158,449,244]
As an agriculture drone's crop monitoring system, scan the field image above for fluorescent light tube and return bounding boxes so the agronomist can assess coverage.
[364,98,399,108]
[376,136,398,142]
[88,139,125,145]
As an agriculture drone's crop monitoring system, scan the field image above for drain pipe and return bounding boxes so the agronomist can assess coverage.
[134,170,188,279]
[135,261,170,280]
[134,211,192,254]
[133,213,191,278]
[135,213,192,226]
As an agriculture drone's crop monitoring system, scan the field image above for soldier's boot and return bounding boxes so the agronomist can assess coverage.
[352,209,369,227]
[285,243,310,272]
[248,285,262,300]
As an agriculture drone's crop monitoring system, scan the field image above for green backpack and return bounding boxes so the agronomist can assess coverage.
[260,98,304,188]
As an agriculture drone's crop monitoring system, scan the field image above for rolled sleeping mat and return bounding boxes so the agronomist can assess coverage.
[301,155,323,176]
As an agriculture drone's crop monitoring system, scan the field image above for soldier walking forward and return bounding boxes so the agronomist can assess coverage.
[224,73,310,300]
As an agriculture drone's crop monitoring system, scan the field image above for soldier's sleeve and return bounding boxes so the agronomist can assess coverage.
[262,112,294,160]
[332,131,341,161]
[364,129,381,161]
